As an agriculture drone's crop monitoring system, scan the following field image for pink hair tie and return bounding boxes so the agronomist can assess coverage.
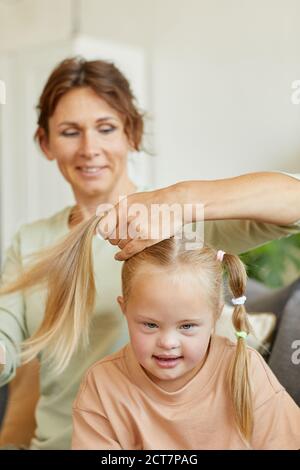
[217,250,226,262]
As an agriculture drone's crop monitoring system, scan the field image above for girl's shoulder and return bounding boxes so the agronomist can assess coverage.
[80,345,129,386]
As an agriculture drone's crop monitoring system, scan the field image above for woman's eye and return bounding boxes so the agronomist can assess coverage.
[98,126,116,134]
[61,131,79,137]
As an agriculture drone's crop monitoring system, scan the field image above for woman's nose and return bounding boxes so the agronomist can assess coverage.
[79,132,101,159]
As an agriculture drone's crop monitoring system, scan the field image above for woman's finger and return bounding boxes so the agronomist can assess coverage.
[114,238,159,261]
[97,209,118,239]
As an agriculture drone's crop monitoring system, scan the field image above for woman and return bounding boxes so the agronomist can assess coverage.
[0,57,299,450]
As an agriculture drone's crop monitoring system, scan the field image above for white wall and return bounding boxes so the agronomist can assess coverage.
[0,0,153,52]
[152,0,300,185]
[79,0,153,50]
[0,0,73,51]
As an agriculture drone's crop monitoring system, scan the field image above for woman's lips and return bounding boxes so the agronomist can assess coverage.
[76,166,109,178]
[152,355,183,368]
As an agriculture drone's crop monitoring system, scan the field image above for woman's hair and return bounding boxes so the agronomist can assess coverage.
[0,215,253,443]
[35,56,144,151]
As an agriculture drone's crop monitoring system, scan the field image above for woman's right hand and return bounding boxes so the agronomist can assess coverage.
[97,183,199,261]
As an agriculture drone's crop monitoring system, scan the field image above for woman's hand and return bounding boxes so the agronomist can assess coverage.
[97,183,199,261]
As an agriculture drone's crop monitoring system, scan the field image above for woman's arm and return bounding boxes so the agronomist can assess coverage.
[98,172,300,260]
[0,232,27,385]
[180,172,300,225]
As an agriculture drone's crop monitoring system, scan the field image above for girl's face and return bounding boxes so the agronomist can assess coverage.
[118,269,215,392]
[40,87,132,202]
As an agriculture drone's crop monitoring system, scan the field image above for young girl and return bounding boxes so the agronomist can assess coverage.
[66,226,299,450]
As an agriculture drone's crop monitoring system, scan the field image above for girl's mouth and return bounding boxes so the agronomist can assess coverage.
[152,355,183,368]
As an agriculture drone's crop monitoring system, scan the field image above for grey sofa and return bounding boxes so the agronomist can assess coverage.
[244,277,300,405]
[0,384,7,429]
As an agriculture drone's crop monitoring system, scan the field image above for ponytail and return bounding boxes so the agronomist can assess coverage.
[222,253,254,444]
[0,215,101,374]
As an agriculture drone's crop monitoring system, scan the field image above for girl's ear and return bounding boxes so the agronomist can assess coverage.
[38,128,56,161]
[117,296,126,315]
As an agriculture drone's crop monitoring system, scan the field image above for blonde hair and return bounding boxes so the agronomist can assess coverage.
[0,215,253,442]
[0,216,99,373]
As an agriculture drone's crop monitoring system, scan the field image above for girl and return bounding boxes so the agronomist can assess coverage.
[70,234,299,450]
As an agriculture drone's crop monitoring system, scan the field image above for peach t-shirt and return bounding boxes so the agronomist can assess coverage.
[72,335,300,450]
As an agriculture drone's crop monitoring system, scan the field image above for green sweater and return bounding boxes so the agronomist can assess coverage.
[1,181,300,449]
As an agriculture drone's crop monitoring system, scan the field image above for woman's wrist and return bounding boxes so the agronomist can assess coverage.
[172,180,213,223]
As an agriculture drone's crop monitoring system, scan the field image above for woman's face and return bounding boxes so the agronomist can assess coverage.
[40,87,132,202]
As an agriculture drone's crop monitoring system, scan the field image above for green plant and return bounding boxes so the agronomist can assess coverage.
[240,234,300,288]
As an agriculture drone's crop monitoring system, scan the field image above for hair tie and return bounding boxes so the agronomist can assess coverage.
[231,295,247,305]
[217,250,226,262]
[235,331,248,340]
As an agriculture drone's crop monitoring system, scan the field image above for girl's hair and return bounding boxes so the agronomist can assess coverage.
[0,215,253,443]
[35,56,144,151]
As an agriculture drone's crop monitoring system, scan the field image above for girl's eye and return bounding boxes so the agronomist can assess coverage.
[98,126,116,134]
[143,322,158,329]
[180,324,197,330]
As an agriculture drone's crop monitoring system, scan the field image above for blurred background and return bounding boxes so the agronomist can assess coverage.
[1,0,300,286]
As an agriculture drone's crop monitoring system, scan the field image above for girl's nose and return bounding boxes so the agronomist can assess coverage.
[157,333,180,350]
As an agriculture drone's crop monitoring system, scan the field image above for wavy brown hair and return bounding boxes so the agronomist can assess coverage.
[35,56,144,151]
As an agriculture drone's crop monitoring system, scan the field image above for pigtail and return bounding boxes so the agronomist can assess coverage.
[222,253,254,445]
[0,215,101,374]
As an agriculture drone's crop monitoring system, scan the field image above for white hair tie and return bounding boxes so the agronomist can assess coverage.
[217,250,226,262]
[231,295,247,306]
